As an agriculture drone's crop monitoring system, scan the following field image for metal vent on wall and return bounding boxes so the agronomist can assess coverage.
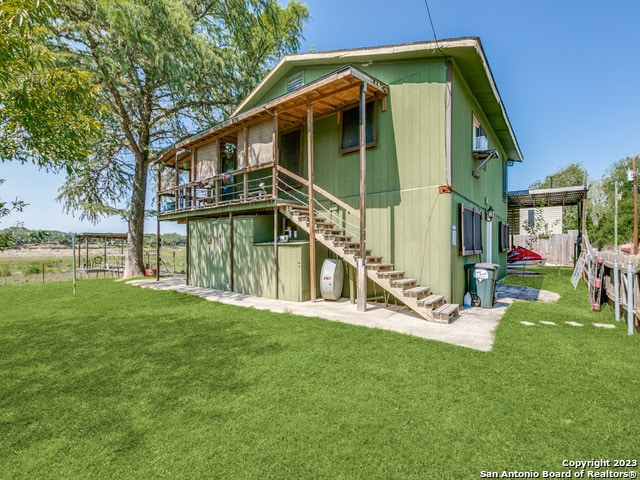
[286,75,303,92]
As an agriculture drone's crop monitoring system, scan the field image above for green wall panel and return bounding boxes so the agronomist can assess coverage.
[189,214,329,302]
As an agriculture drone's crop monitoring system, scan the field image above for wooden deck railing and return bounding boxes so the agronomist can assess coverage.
[158,163,276,214]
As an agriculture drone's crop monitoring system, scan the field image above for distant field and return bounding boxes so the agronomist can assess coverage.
[0,246,186,284]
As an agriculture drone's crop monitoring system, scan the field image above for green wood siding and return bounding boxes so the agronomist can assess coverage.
[188,214,327,302]
[449,64,509,303]
[192,56,514,306]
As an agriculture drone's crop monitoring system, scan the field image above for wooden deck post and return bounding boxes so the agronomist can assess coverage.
[274,207,279,300]
[307,102,317,302]
[273,113,279,299]
[243,127,249,200]
[156,167,161,282]
[229,212,234,292]
[186,218,190,285]
[357,82,367,312]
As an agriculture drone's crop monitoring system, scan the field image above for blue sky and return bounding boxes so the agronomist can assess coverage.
[2,0,640,234]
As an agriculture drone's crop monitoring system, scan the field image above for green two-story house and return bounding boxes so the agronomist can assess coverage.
[155,37,523,323]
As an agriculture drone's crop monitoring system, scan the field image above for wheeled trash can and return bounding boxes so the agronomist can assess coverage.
[464,263,499,308]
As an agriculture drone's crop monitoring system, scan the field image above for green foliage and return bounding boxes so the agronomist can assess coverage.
[53,0,310,223]
[0,178,27,250]
[23,262,41,275]
[529,162,586,233]
[588,157,637,248]
[521,202,559,248]
[0,272,637,478]
[529,162,586,189]
[0,0,105,169]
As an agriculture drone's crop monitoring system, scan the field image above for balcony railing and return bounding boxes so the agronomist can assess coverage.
[158,163,276,214]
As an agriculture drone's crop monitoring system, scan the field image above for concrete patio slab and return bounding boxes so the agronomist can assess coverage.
[128,276,559,352]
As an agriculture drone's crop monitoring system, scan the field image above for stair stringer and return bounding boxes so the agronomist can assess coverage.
[280,205,437,321]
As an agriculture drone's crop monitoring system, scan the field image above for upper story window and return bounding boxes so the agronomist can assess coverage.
[339,101,377,154]
[472,115,488,151]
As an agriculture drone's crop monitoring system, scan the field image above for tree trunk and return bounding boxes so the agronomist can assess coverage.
[122,155,148,279]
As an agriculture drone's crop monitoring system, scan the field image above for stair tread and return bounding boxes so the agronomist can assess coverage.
[377,270,404,276]
[405,286,430,294]
[390,278,416,285]
[433,303,459,314]
[417,294,444,305]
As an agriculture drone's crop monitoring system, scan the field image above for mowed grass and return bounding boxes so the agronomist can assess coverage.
[1,270,638,479]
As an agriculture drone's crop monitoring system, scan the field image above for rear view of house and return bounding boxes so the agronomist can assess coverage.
[155,37,523,322]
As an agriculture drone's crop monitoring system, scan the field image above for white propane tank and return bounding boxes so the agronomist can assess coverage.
[320,259,344,301]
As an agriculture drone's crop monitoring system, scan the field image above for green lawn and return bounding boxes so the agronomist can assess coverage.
[1,269,638,479]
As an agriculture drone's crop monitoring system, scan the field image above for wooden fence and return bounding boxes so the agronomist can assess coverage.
[579,234,639,334]
[512,231,579,266]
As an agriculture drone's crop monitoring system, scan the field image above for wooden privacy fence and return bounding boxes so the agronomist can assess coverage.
[512,231,579,266]
[576,234,639,335]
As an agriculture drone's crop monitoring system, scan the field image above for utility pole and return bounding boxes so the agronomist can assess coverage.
[634,156,638,255]
[615,181,619,252]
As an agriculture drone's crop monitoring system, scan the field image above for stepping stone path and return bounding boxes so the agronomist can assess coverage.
[520,320,616,329]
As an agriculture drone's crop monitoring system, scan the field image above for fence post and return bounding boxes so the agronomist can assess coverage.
[614,258,620,321]
[627,262,634,335]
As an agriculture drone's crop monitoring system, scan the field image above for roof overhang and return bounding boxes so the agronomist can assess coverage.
[155,65,388,166]
[508,185,588,208]
[234,37,522,162]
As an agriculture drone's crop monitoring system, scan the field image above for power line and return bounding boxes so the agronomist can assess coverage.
[422,0,439,42]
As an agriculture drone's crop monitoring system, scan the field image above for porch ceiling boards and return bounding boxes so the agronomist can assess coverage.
[176,65,388,150]
[508,185,588,208]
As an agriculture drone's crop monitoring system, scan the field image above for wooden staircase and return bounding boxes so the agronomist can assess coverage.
[281,205,459,323]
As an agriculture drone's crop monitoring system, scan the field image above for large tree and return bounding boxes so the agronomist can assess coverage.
[41,0,308,278]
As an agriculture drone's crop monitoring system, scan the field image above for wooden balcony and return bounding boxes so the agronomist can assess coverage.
[157,163,306,221]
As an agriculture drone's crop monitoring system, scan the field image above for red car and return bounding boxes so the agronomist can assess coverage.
[507,246,544,266]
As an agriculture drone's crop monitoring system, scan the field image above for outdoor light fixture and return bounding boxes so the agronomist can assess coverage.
[486,206,494,222]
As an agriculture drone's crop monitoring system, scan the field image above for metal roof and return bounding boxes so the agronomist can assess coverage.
[508,185,588,208]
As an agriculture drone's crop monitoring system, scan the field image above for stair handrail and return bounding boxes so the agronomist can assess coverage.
[276,175,360,240]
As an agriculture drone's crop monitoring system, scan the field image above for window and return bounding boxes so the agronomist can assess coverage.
[472,114,488,151]
[279,128,302,176]
[527,209,535,229]
[459,203,483,256]
[499,221,510,252]
[502,160,508,201]
[339,101,377,154]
